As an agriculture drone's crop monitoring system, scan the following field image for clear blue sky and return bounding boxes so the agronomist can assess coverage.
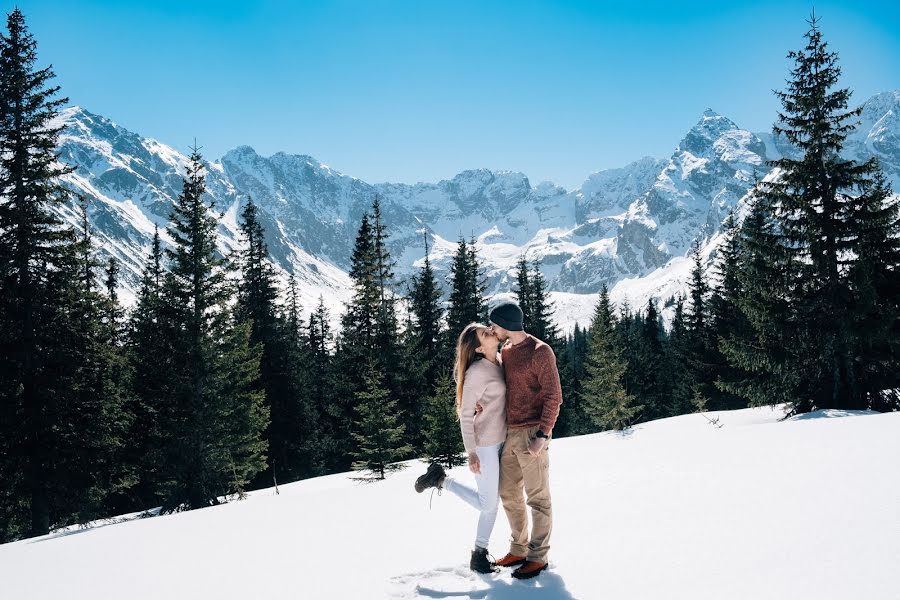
[10,0,900,189]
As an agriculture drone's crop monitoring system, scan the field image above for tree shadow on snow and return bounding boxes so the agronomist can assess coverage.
[787,409,877,421]
[29,508,161,544]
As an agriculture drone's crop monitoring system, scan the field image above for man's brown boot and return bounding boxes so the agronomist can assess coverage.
[512,560,548,580]
[494,553,527,568]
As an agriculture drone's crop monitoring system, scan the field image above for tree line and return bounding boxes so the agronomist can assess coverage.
[1,9,897,544]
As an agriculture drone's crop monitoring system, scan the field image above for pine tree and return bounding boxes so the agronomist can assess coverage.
[556,323,589,437]
[719,197,802,408]
[342,211,378,353]
[723,15,900,413]
[351,359,413,480]
[124,226,169,509]
[155,148,268,511]
[0,9,129,539]
[53,202,134,524]
[666,295,694,416]
[371,196,399,355]
[235,198,316,486]
[422,373,465,468]
[579,286,642,431]
[684,240,718,411]
[631,297,668,421]
[513,255,533,330]
[306,295,342,472]
[408,232,444,391]
[527,260,560,346]
[446,237,487,348]
[846,172,900,409]
[708,213,750,411]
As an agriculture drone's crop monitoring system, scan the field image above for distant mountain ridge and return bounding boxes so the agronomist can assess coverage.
[50,89,900,327]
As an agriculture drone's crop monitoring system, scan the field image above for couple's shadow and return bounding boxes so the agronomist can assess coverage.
[395,566,578,599]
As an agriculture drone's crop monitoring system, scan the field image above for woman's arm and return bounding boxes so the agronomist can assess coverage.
[459,370,485,454]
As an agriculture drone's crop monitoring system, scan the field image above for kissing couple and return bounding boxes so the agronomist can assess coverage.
[414,301,563,580]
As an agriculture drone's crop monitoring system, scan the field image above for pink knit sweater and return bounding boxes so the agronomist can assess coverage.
[459,358,507,453]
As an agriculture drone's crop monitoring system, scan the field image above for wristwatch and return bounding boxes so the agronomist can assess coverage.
[535,430,549,439]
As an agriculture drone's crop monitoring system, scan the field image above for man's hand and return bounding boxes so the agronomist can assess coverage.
[468,452,481,474]
[528,435,548,457]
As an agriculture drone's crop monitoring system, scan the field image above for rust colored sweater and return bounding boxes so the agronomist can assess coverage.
[500,334,562,434]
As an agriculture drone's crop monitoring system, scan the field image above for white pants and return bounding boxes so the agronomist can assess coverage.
[443,442,503,549]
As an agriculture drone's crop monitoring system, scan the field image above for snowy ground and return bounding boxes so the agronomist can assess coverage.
[1,407,898,599]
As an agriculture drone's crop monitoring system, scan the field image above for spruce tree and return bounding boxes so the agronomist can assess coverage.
[0,9,129,539]
[513,255,533,331]
[719,197,802,408]
[579,286,642,431]
[155,148,268,511]
[846,172,900,409]
[408,232,444,391]
[446,237,487,348]
[236,198,316,486]
[724,15,900,413]
[527,260,560,346]
[708,213,750,411]
[556,323,589,437]
[684,240,718,411]
[666,295,695,416]
[124,226,170,509]
[631,298,668,421]
[307,295,344,472]
[351,359,413,480]
[422,372,465,468]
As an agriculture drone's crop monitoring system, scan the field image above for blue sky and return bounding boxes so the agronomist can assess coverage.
[10,0,900,189]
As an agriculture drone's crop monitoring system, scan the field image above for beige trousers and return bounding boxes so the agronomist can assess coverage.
[499,425,552,562]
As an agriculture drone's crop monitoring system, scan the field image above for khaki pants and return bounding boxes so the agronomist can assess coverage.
[499,426,552,562]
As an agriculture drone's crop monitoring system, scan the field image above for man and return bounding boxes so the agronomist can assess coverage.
[488,301,562,580]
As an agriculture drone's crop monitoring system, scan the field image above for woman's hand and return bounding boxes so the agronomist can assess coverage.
[468,452,481,474]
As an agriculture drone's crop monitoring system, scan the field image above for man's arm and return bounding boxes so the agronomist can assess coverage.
[534,344,562,435]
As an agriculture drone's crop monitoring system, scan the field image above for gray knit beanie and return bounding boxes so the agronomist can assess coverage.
[489,302,524,332]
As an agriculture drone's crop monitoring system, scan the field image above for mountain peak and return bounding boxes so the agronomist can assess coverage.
[679,110,743,156]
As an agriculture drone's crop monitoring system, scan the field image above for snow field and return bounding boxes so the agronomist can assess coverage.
[0,407,897,599]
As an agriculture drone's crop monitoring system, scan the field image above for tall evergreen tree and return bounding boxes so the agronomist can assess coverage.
[846,172,900,409]
[0,9,129,539]
[631,298,668,421]
[513,255,533,330]
[306,295,344,473]
[421,372,465,468]
[526,260,560,346]
[708,213,750,411]
[351,359,413,480]
[579,286,642,431]
[723,15,900,413]
[236,198,317,486]
[719,197,802,408]
[666,295,694,416]
[683,240,718,410]
[124,226,169,509]
[556,323,589,437]
[155,148,268,511]
[409,232,444,390]
[446,237,487,348]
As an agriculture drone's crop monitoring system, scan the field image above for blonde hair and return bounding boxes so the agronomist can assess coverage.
[453,323,486,417]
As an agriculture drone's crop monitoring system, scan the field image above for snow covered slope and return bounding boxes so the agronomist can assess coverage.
[50,90,900,327]
[1,407,897,599]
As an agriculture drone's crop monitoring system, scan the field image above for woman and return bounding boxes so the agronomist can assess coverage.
[414,322,507,574]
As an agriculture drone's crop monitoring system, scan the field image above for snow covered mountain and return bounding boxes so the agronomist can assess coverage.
[51,90,900,328]
[2,407,897,599]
